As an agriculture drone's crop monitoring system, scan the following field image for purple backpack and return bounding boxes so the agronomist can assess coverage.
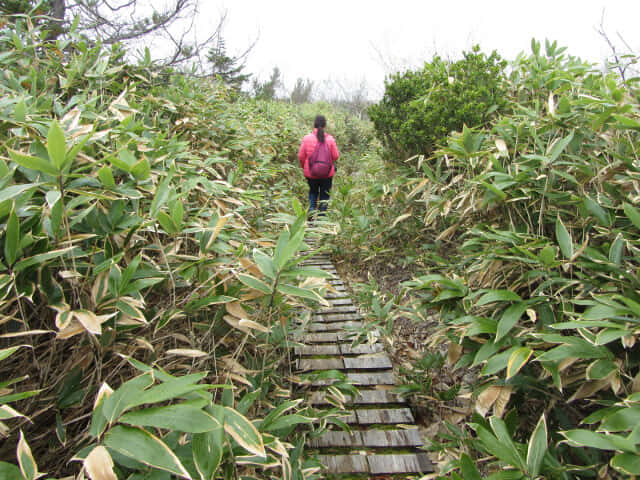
[308,140,332,178]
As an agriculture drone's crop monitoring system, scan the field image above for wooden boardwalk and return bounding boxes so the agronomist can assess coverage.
[296,244,433,477]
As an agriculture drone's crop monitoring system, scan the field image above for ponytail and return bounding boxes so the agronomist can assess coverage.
[314,115,326,143]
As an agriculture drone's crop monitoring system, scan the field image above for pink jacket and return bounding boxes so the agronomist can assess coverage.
[298,129,339,179]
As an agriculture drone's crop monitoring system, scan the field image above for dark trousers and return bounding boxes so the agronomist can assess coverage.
[307,177,332,215]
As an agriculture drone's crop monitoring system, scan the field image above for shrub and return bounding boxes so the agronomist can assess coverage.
[369,46,508,161]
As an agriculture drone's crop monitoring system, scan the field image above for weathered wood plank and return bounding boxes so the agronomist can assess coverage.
[318,305,357,314]
[343,355,392,370]
[317,455,369,474]
[308,388,406,406]
[356,408,415,424]
[328,298,353,306]
[302,332,341,343]
[341,343,384,354]
[368,453,433,474]
[360,428,423,447]
[295,345,341,356]
[310,429,422,448]
[326,292,350,299]
[308,321,363,332]
[313,313,363,322]
[347,372,394,385]
[308,431,363,448]
[297,358,344,371]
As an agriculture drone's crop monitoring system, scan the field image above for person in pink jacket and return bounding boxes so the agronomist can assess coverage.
[297,115,340,218]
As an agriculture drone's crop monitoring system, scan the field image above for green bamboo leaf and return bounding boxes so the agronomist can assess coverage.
[237,274,271,295]
[496,302,527,342]
[132,158,150,180]
[102,373,154,423]
[538,245,557,266]
[584,195,610,226]
[613,114,640,130]
[623,203,640,230]
[547,131,574,162]
[481,348,517,376]
[0,345,28,362]
[476,289,521,306]
[17,431,38,480]
[223,406,266,457]
[253,249,276,280]
[273,229,290,269]
[120,404,220,433]
[460,453,482,480]
[4,205,20,267]
[490,417,526,471]
[474,422,523,470]
[104,425,192,478]
[278,228,305,269]
[526,414,547,477]
[193,405,224,480]
[0,184,40,204]
[170,201,184,229]
[150,166,174,217]
[185,295,237,311]
[562,429,630,451]
[47,120,67,170]
[555,215,573,259]
[98,166,116,187]
[65,134,90,170]
[0,461,21,480]
[609,233,624,265]
[262,413,313,432]
[157,211,179,234]
[129,372,209,408]
[277,283,326,304]
[8,149,59,176]
[14,246,77,272]
[614,295,640,317]
[506,347,533,379]
[14,100,26,122]
[260,400,301,431]
[600,406,640,432]
[611,453,640,475]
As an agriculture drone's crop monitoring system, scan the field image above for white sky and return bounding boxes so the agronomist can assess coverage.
[199,0,640,99]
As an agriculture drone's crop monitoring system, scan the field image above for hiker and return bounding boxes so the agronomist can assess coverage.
[297,115,340,218]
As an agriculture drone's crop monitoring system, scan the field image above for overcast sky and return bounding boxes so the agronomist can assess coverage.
[199,1,640,99]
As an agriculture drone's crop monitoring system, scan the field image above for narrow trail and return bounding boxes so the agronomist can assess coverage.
[295,238,433,477]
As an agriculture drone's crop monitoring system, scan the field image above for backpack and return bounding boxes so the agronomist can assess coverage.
[308,140,333,178]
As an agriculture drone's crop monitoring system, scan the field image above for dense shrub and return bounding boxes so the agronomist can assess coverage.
[369,46,508,161]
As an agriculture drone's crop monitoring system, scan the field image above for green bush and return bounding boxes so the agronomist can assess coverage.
[369,46,508,161]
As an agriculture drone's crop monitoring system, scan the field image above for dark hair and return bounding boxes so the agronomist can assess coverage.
[314,115,326,143]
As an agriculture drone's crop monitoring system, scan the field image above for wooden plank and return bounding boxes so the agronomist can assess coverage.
[368,453,433,474]
[343,355,392,370]
[308,389,406,406]
[310,429,422,448]
[295,345,341,356]
[303,332,340,343]
[347,372,394,385]
[298,358,344,371]
[328,298,353,306]
[313,313,362,322]
[326,292,349,299]
[341,343,384,354]
[353,389,406,404]
[317,455,369,474]
[308,431,363,448]
[356,408,415,424]
[318,305,357,314]
[308,321,363,332]
[359,429,423,447]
